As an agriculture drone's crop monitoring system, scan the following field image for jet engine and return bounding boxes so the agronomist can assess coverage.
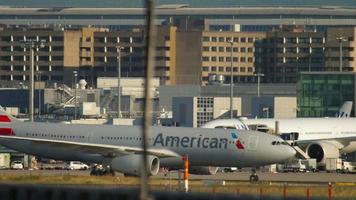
[305,141,340,166]
[189,166,219,175]
[111,154,160,176]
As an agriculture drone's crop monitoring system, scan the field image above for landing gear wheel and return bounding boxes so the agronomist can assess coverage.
[249,169,259,182]
[90,165,111,176]
[249,174,259,182]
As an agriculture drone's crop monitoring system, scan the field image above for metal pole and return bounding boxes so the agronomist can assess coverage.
[308,34,311,72]
[257,75,260,97]
[117,46,122,118]
[336,37,346,72]
[29,44,34,122]
[339,40,343,72]
[308,51,311,72]
[229,41,234,119]
[74,72,78,120]
[141,0,156,200]
[38,72,41,118]
[22,39,45,122]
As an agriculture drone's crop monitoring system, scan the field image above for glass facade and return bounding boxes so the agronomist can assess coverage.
[297,73,355,117]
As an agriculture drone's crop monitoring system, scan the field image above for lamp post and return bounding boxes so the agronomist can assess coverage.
[254,73,264,97]
[262,107,269,118]
[228,40,235,119]
[308,49,312,72]
[336,36,347,72]
[21,39,45,122]
[37,72,42,118]
[116,46,124,118]
[73,71,78,120]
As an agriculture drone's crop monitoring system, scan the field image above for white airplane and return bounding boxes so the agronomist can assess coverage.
[0,108,295,176]
[202,102,356,168]
[335,101,353,118]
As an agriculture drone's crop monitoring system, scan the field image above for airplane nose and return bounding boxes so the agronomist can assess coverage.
[285,146,297,159]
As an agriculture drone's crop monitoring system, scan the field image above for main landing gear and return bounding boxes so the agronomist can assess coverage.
[249,169,259,182]
[90,164,115,176]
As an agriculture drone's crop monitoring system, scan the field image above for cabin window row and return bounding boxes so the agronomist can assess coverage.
[26,133,85,139]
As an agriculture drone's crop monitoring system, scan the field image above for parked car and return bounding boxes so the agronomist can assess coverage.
[11,161,24,170]
[65,161,89,170]
[223,167,238,173]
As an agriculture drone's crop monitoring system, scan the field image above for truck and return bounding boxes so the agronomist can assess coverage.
[343,161,356,173]
[302,159,317,172]
[325,158,356,173]
[325,158,343,173]
[277,159,307,173]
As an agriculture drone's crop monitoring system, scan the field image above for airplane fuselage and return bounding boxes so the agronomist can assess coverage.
[0,121,295,167]
[243,118,356,153]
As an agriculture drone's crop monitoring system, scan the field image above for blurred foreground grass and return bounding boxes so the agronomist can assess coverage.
[0,174,356,199]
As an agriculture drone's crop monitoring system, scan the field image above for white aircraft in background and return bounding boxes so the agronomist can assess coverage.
[335,101,353,118]
[0,108,295,176]
[202,102,355,168]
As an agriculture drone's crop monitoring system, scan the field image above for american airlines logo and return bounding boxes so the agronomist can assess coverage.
[153,133,228,149]
[0,115,11,123]
[231,132,244,150]
[0,128,15,136]
[0,114,15,136]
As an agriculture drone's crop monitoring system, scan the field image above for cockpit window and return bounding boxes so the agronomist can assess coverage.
[214,126,236,130]
[272,141,290,146]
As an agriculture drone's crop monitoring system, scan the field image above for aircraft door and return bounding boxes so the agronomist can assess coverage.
[87,131,94,143]
[247,135,259,151]
[280,132,299,141]
[290,132,299,141]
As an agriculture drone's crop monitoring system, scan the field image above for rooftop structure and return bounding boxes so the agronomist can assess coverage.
[0,7,354,31]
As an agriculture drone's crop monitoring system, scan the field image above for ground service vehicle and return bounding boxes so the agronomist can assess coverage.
[11,161,23,170]
[66,161,89,170]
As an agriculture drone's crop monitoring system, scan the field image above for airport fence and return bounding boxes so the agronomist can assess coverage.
[0,183,350,200]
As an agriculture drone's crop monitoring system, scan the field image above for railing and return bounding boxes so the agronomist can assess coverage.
[0,183,320,200]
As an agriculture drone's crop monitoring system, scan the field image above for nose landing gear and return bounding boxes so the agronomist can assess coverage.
[249,169,259,182]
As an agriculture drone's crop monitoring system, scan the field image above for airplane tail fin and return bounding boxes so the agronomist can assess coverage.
[335,101,353,118]
[0,106,21,123]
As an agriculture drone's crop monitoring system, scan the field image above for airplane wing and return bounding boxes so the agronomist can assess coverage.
[0,135,180,158]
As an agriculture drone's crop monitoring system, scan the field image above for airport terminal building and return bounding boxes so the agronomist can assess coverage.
[298,72,356,117]
[0,6,355,32]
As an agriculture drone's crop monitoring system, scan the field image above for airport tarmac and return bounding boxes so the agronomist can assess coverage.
[1,170,356,184]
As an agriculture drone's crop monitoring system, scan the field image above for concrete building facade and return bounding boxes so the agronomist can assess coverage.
[262,28,325,83]
[0,6,355,32]
[251,96,297,118]
[0,28,67,83]
[160,84,296,119]
[325,27,356,72]
[176,31,266,84]
[172,96,241,127]
[0,26,178,87]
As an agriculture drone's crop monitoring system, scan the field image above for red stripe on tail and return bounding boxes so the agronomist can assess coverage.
[0,115,11,123]
[0,128,15,136]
